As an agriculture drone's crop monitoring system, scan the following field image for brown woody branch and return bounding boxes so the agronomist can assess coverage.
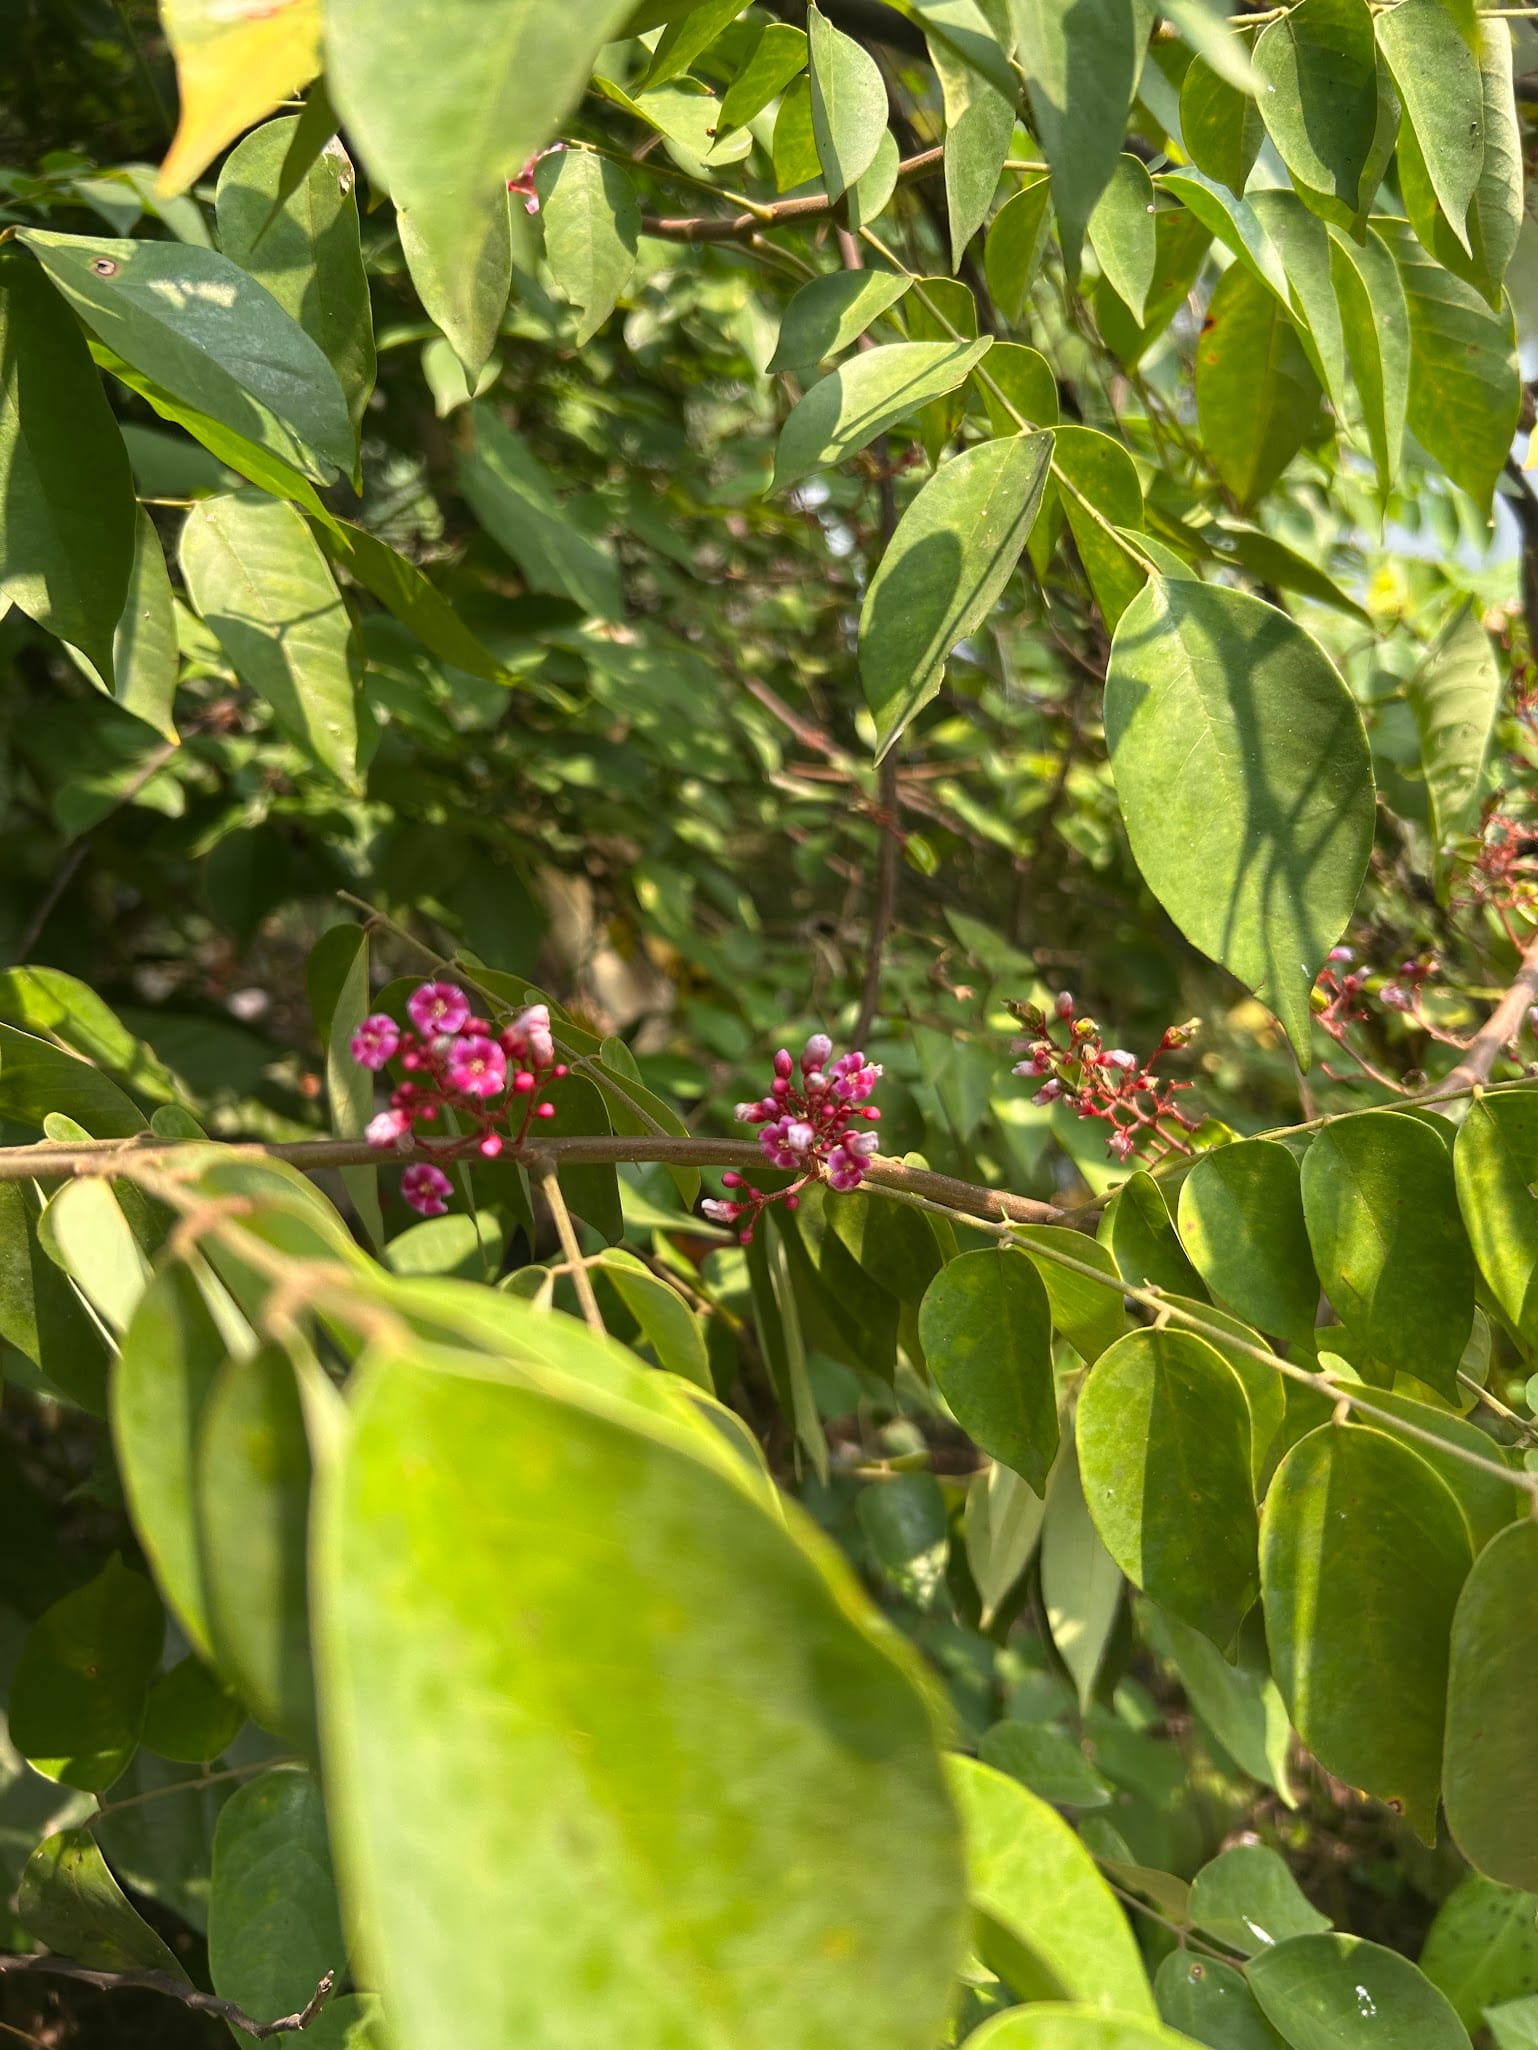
[0,1958,334,2040]
[641,145,943,242]
[1431,923,1538,1093]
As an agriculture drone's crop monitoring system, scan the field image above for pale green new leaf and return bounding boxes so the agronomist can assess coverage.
[773,338,993,491]
[180,491,360,786]
[718,23,808,130]
[1105,577,1375,1061]
[861,430,1053,756]
[540,151,640,346]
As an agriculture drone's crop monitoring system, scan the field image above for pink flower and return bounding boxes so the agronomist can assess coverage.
[1033,1080,1063,1106]
[366,1109,410,1149]
[447,1034,507,1099]
[701,1198,741,1224]
[501,1003,555,1070]
[1108,1129,1136,1162]
[408,981,471,1035]
[1381,984,1412,1011]
[1055,991,1075,1020]
[402,1163,453,1216]
[351,1013,400,1070]
[803,1033,833,1071]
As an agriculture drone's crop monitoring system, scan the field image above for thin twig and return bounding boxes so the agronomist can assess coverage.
[1433,925,1538,1092]
[534,1162,605,1333]
[0,1959,335,2041]
[641,145,943,241]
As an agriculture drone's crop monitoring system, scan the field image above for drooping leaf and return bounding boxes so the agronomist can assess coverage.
[1142,1602,1295,1802]
[1326,222,1409,496]
[316,1345,966,2050]
[1177,1141,1319,1346]
[986,177,1053,328]
[931,21,1015,270]
[0,1023,146,1137]
[1456,1093,1538,1348]
[71,506,179,741]
[538,150,641,348]
[1398,20,1522,308]
[1104,1170,1205,1299]
[1105,577,1374,1062]
[1012,0,1142,275]
[807,2,888,200]
[208,1766,346,2028]
[0,251,136,677]
[1048,423,1147,627]
[1195,261,1322,507]
[215,118,375,449]
[595,1250,711,1390]
[1249,1933,1472,2050]
[718,22,809,131]
[774,339,994,492]
[1376,0,1483,252]
[1096,208,1213,369]
[1406,599,1500,850]
[323,519,504,683]
[1087,158,1157,327]
[949,1754,1156,2016]
[157,0,321,198]
[918,1247,1058,1491]
[18,229,354,484]
[1254,0,1383,217]
[40,1177,153,1337]
[1444,1518,1538,1890]
[861,430,1053,757]
[643,0,748,85]
[9,1557,164,1791]
[197,1344,316,1753]
[1261,1423,1471,1839]
[458,407,624,620]
[1077,1329,1258,1646]
[323,0,634,337]
[1040,1435,1123,1710]
[1385,216,1519,518]
[1180,51,1264,194]
[19,1828,186,1975]
[180,491,360,786]
[965,1460,1046,1628]
[828,1190,943,1302]
[1301,1110,1475,1396]
[0,1179,112,1415]
[398,194,513,385]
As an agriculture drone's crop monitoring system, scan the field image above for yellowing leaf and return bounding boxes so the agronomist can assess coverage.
[157,0,322,199]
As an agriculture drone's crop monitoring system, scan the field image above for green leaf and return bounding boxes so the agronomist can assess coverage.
[1254,0,1382,216]
[965,1459,1047,1627]
[1105,578,1374,1062]
[1142,1601,1295,1802]
[1249,1934,1472,2050]
[595,1249,711,1389]
[0,1179,111,1414]
[317,1345,965,2050]
[1189,1842,1331,1955]
[209,1766,346,2031]
[1490,1998,1538,2050]
[1444,1519,1538,1889]
[41,1178,153,1336]
[769,270,911,374]
[979,1721,1115,1808]
[398,194,513,384]
[539,150,640,348]
[1047,423,1147,627]
[1104,1170,1204,1298]
[0,967,179,1107]
[141,1656,243,1764]
[1160,0,1265,91]
[1261,1423,1471,1839]
[180,491,360,786]
[324,0,634,332]
[590,75,752,169]
[322,518,505,683]
[72,506,180,741]
[861,430,1053,757]
[1376,0,1483,253]
[0,1023,146,1137]
[1406,599,1499,850]
[907,0,1018,101]
[644,0,747,84]
[774,338,994,492]
[1301,1110,1475,1395]
[1180,51,1264,194]
[1386,215,1519,518]
[1327,222,1409,496]
[1096,208,1213,369]
[746,1219,828,1482]
[1195,261,1322,507]
[1421,1873,1538,2030]
[1012,0,1142,275]
[950,1754,1156,2015]
[718,22,808,130]
[1398,20,1521,308]
[1157,1952,1289,2049]
[1077,1328,1257,1645]
[918,1247,1059,1491]
[19,1827,186,1975]
[198,1344,316,1752]
[18,228,354,484]
[306,923,382,1245]
[807,2,888,200]
[1456,1093,1538,1348]
[1177,1141,1319,1346]
[10,1557,164,1791]
[215,118,375,454]
[1087,158,1157,326]
[986,177,1053,328]
[773,76,822,190]
[459,407,624,620]
[1333,1383,1516,1554]
[932,25,1016,271]
[828,1189,943,1301]
[1041,1435,1123,1709]
[963,2011,1197,2050]
[1015,1224,1125,1363]
[858,1472,950,1609]
[0,252,135,677]
[113,1264,230,1662]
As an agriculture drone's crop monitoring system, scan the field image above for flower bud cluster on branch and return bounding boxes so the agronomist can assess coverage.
[703,1035,883,1241]
[1010,992,1201,1162]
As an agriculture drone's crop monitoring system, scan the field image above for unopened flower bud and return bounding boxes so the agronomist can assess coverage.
[1055,991,1075,1020]
[1033,1080,1063,1105]
[803,1033,833,1071]
[773,1049,794,1079]
[1381,984,1412,1011]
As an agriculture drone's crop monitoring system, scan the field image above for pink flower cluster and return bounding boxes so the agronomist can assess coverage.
[1012,992,1200,1164]
[702,1034,883,1242]
[352,980,567,1215]
[1312,946,1450,1089]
